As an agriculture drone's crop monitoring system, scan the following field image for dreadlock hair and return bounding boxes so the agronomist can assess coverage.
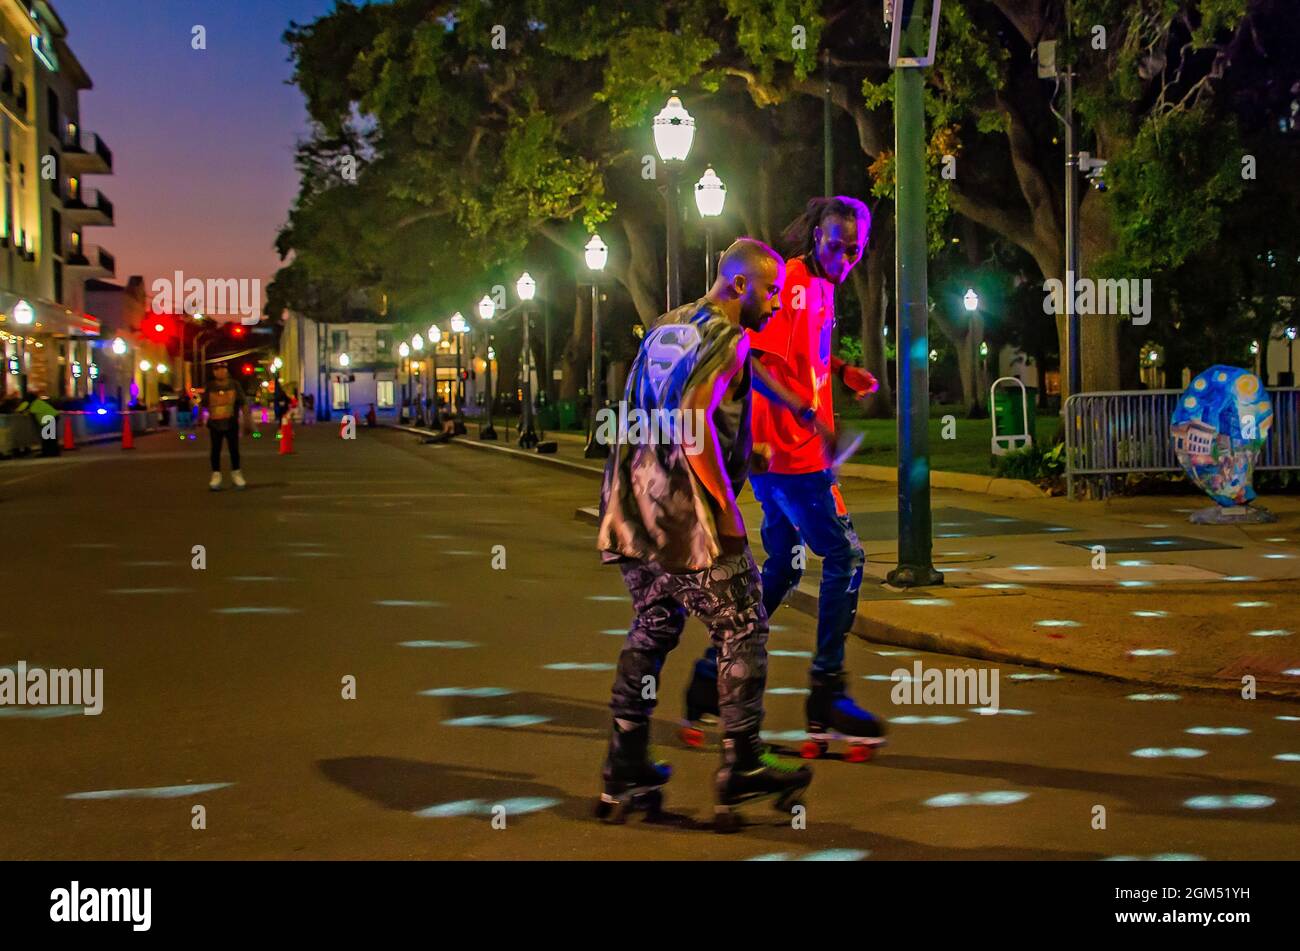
[779,196,871,260]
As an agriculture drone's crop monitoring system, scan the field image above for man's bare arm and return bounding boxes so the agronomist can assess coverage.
[682,335,748,539]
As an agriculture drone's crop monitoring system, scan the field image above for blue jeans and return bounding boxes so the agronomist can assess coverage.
[750,469,865,676]
[691,470,865,690]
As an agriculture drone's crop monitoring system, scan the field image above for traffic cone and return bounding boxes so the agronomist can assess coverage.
[121,413,135,450]
[62,415,77,451]
[279,417,294,455]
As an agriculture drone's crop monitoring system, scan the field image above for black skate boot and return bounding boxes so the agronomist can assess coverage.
[802,671,887,762]
[595,718,672,823]
[678,657,720,748]
[714,731,812,833]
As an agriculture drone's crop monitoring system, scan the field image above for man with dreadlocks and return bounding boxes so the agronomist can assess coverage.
[680,196,887,762]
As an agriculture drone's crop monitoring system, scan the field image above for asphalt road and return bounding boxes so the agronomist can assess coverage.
[1,424,1297,860]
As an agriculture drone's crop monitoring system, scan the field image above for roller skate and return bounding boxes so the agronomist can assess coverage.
[594,719,671,824]
[677,657,720,748]
[801,671,887,763]
[714,731,813,833]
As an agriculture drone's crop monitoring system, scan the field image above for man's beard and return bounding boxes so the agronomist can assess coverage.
[739,300,768,331]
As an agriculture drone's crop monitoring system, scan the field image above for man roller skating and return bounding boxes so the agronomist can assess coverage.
[681,197,887,763]
[596,239,812,832]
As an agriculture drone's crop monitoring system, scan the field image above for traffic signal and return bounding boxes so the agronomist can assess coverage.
[142,313,176,342]
[240,362,254,376]
[228,324,248,340]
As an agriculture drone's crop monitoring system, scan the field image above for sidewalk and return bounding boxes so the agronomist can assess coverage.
[387,420,1300,699]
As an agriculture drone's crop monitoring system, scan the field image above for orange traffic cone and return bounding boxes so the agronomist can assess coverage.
[121,413,135,450]
[279,417,294,454]
[62,415,77,451]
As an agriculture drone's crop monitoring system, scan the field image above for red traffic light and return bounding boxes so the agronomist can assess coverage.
[241,362,254,376]
[143,313,176,340]
[229,324,247,338]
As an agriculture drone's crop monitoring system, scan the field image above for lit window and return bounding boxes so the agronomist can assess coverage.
[377,380,394,408]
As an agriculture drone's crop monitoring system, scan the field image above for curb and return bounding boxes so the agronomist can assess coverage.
[384,423,603,479]
[572,503,1297,700]
[837,462,1047,499]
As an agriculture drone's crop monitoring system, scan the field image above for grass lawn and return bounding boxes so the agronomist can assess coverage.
[840,404,1061,476]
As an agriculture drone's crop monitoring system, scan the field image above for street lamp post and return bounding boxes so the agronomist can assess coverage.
[695,166,726,291]
[399,341,410,416]
[477,295,498,439]
[451,312,468,434]
[888,0,944,589]
[1286,326,1297,384]
[583,234,609,458]
[411,333,425,425]
[516,272,539,449]
[428,324,442,413]
[653,93,695,311]
[963,288,984,416]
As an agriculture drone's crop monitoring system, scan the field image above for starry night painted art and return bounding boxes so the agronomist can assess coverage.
[1170,366,1273,507]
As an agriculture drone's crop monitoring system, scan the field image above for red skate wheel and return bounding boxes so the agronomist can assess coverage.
[679,726,705,748]
[845,745,874,763]
[799,740,825,759]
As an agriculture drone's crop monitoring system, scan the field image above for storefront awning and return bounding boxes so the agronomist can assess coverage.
[0,292,100,337]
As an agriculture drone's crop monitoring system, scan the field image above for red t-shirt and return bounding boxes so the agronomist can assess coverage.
[749,255,835,475]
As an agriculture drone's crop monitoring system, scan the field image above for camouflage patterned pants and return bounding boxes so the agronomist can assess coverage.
[610,550,768,735]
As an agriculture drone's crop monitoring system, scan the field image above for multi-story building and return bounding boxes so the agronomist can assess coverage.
[281,311,499,422]
[0,0,112,401]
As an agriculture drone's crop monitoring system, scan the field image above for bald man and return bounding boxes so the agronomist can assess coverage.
[596,238,812,830]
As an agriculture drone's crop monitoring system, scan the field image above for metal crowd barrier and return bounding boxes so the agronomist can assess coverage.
[1064,387,1300,499]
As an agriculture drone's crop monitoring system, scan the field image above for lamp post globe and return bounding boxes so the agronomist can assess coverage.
[450,312,467,334]
[478,295,496,321]
[516,271,536,302]
[428,324,442,345]
[694,166,726,217]
[111,337,127,356]
[963,288,979,312]
[653,93,695,162]
[584,234,608,272]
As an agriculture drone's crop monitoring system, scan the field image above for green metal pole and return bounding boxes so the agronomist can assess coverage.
[887,8,942,589]
[823,48,833,195]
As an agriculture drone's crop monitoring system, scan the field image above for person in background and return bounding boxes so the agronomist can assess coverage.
[366,403,377,428]
[177,391,193,430]
[18,391,60,457]
[201,362,247,490]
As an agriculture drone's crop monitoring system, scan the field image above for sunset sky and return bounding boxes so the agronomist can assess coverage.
[54,0,348,300]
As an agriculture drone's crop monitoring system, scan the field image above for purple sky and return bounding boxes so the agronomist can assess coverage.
[54,0,346,299]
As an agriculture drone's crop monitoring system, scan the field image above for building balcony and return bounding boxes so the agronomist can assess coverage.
[62,131,113,175]
[66,245,115,277]
[63,188,114,226]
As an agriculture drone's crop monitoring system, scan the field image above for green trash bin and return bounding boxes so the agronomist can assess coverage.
[555,398,579,431]
[992,383,1036,451]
